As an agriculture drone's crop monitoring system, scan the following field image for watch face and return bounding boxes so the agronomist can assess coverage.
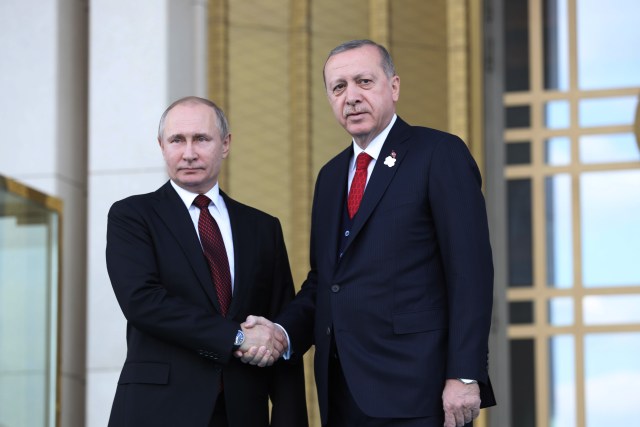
[235,330,245,345]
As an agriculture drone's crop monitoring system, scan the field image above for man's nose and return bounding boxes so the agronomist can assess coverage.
[182,142,197,160]
[345,85,361,105]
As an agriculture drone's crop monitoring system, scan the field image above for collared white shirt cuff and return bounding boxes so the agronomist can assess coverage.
[274,323,291,360]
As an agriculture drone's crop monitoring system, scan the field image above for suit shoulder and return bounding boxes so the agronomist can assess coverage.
[409,125,463,145]
[317,146,351,175]
[224,196,280,225]
[110,190,156,210]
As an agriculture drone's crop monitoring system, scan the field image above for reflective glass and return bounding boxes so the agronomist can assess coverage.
[579,134,640,164]
[543,0,569,90]
[506,105,531,128]
[511,339,536,427]
[505,0,531,91]
[581,170,640,287]
[508,179,533,287]
[584,295,640,325]
[585,333,640,425]
[507,142,531,165]
[545,137,571,165]
[0,188,59,427]
[510,301,534,324]
[545,175,573,288]
[545,100,570,129]
[577,0,640,89]
[579,96,639,127]
[549,335,575,427]
[549,297,573,326]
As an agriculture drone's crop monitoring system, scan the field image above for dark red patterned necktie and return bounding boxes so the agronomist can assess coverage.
[193,194,232,317]
[347,152,373,219]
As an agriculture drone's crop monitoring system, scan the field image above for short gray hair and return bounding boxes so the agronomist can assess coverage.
[157,96,229,140]
[323,39,396,85]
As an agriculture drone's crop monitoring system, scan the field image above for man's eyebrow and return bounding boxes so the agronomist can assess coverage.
[166,133,184,140]
[193,132,212,139]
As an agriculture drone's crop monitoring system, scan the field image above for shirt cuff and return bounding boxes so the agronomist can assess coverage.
[274,323,291,360]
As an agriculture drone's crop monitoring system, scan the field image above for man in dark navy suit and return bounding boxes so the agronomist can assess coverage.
[241,40,496,427]
[106,97,307,427]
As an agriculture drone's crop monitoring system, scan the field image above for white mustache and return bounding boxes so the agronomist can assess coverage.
[343,106,368,118]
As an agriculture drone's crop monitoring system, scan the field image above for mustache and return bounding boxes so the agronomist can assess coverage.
[343,106,368,118]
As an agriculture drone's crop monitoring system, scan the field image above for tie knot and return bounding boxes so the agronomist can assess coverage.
[356,152,372,171]
[194,194,212,210]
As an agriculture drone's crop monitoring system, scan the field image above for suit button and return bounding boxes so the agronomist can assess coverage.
[326,327,331,335]
[331,284,340,293]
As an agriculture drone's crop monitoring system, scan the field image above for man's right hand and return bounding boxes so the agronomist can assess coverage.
[235,315,287,367]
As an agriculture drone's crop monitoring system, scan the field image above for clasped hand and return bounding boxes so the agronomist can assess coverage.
[233,315,287,367]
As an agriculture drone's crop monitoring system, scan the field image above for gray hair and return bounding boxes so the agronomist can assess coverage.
[323,39,397,85]
[157,96,229,140]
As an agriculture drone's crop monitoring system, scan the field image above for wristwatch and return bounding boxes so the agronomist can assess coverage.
[458,378,478,385]
[232,329,245,350]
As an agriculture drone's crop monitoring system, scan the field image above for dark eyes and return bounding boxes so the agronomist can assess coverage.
[332,79,373,95]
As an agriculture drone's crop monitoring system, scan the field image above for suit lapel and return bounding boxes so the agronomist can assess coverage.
[220,192,246,319]
[341,118,412,255]
[152,182,221,310]
[321,147,351,271]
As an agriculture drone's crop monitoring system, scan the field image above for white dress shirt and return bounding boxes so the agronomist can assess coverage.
[347,114,397,191]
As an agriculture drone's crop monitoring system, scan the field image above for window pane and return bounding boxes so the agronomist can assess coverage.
[545,100,570,129]
[581,170,640,287]
[545,174,573,288]
[506,105,531,128]
[508,179,533,287]
[0,191,59,427]
[579,134,640,164]
[511,339,536,427]
[510,301,534,324]
[549,297,573,326]
[507,142,531,165]
[543,0,569,90]
[505,0,530,91]
[579,96,639,127]
[545,137,571,165]
[584,295,640,325]
[585,333,640,425]
[577,0,640,89]
[549,335,576,427]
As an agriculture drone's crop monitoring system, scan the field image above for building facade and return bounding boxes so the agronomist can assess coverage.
[0,1,638,426]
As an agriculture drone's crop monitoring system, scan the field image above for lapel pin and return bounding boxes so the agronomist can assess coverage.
[384,150,397,167]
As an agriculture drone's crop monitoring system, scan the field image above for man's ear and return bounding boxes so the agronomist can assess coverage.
[222,133,231,159]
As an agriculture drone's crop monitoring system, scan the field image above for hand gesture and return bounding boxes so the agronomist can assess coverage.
[234,315,288,367]
[442,379,481,427]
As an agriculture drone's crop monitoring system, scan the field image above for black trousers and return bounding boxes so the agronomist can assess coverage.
[209,392,229,427]
[327,354,472,427]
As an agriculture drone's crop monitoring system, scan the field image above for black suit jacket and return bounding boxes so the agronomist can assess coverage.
[106,181,307,427]
[278,118,496,423]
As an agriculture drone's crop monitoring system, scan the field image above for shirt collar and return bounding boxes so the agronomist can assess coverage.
[350,114,397,169]
[170,180,221,209]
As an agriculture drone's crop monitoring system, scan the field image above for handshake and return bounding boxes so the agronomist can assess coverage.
[233,315,287,367]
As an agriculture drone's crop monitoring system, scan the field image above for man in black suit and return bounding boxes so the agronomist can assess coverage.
[241,40,496,427]
[106,96,307,427]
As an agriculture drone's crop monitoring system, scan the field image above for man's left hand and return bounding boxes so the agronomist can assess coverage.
[442,378,481,427]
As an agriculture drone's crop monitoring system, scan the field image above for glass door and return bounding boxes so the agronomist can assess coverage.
[503,0,640,426]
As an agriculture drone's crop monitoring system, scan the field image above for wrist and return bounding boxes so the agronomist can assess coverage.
[232,329,245,351]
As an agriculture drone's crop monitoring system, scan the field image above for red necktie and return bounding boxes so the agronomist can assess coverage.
[193,195,232,317]
[348,152,373,219]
